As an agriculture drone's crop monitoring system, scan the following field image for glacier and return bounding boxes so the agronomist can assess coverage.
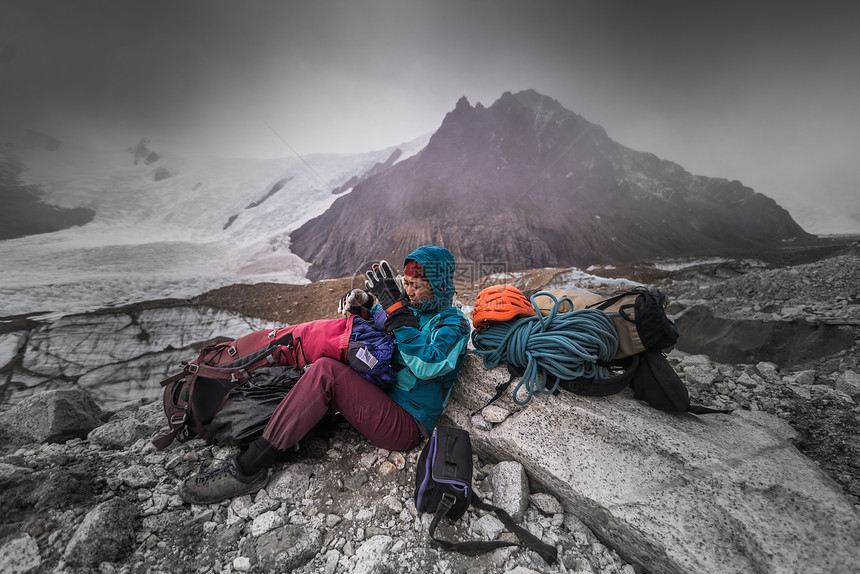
[0,135,430,319]
[0,135,430,405]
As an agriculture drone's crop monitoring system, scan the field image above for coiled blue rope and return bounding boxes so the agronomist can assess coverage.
[472,291,619,405]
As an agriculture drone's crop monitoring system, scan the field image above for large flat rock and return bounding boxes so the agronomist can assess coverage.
[445,353,860,574]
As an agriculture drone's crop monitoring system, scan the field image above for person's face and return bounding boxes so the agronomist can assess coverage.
[403,275,434,306]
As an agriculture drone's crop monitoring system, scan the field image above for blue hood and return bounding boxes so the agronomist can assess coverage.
[403,245,456,313]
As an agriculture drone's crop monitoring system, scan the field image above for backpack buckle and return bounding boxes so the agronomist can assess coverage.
[169,413,187,425]
[228,345,238,356]
[440,492,458,511]
[187,363,199,374]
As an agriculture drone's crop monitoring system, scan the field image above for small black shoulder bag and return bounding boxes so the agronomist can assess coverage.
[414,426,557,564]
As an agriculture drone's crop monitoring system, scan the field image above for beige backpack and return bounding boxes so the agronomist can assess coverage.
[530,287,678,359]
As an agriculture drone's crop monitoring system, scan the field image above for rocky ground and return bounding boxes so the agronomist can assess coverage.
[1,396,638,574]
[1,236,859,574]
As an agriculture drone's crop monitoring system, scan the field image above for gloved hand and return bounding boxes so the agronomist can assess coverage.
[364,260,407,313]
[384,306,419,331]
[338,288,373,319]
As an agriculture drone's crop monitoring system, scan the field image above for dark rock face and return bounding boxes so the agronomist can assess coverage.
[224,176,294,229]
[128,138,160,165]
[0,154,95,240]
[673,305,856,366]
[290,90,810,280]
[330,148,402,195]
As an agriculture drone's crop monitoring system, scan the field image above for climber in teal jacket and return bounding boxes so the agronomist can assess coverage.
[178,244,470,505]
[382,245,471,435]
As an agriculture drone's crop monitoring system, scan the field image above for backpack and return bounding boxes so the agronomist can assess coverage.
[631,349,728,414]
[587,287,679,358]
[152,315,397,450]
[414,426,557,563]
[151,327,299,450]
[530,287,679,359]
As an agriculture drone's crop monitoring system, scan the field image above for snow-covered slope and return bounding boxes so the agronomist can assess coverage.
[0,135,430,318]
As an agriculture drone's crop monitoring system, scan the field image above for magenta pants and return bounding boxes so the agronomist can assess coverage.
[261,358,421,452]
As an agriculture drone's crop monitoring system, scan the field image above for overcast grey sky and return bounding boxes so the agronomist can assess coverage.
[2,0,859,233]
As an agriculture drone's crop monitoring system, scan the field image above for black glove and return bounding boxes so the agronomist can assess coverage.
[364,260,407,313]
[338,288,373,319]
[384,306,419,331]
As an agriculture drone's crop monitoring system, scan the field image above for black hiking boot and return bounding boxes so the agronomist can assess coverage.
[179,457,269,504]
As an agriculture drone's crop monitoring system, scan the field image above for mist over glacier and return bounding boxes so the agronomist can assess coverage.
[0,136,429,319]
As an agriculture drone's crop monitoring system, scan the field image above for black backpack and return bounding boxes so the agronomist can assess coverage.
[558,349,728,414]
[414,426,558,563]
[152,330,298,450]
[206,365,304,446]
[585,287,680,358]
[630,349,728,414]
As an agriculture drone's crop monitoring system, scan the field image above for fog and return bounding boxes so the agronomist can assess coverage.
[2,0,859,234]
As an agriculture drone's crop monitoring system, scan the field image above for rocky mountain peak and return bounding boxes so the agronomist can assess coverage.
[427,89,601,166]
[290,90,811,281]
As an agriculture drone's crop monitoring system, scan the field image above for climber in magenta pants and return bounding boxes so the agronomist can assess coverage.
[179,245,470,504]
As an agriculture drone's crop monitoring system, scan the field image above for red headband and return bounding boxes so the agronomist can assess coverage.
[404,260,427,280]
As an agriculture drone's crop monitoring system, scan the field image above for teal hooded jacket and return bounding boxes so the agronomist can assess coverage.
[386,245,470,435]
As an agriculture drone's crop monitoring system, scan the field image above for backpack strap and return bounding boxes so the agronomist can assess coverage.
[151,370,194,449]
[427,492,557,564]
[470,364,525,416]
[688,404,733,414]
[557,354,639,397]
[151,426,183,450]
[587,288,639,311]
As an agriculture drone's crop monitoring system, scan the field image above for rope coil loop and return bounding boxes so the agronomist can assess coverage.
[471,291,619,405]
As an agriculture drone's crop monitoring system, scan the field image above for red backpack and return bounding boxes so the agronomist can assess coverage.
[152,317,357,450]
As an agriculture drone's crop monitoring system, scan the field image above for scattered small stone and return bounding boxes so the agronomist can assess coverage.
[471,413,493,431]
[472,514,505,540]
[388,451,406,470]
[482,405,511,423]
[529,492,563,515]
[344,470,369,491]
[250,511,284,537]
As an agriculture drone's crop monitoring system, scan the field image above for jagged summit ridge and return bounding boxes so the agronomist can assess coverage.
[291,90,809,281]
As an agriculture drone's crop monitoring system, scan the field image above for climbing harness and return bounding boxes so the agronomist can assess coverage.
[471,291,619,405]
